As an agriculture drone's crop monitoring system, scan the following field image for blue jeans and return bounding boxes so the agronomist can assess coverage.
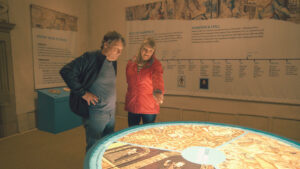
[128,112,157,127]
[83,109,115,152]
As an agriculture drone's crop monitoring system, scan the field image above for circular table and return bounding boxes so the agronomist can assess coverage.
[84,122,300,169]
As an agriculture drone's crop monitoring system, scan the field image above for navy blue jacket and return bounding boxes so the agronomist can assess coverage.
[60,50,117,118]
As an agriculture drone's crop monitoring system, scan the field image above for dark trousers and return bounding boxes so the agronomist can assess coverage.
[128,112,157,127]
[83,110,115,152]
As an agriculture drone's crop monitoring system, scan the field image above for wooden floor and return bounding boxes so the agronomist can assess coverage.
[0,126,86,169]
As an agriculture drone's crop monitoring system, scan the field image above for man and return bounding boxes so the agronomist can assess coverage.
[60,31,125,151]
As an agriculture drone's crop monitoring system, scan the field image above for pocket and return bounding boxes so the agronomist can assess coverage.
[88,96,106,110]
[142,94,156,110]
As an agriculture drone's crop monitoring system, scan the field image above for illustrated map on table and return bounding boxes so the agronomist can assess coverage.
[99,124,300,169]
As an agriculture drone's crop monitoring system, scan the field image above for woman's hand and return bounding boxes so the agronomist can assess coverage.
[154,93,164,104]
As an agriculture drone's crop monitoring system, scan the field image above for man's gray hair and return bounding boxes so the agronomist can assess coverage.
[100,31,126,49]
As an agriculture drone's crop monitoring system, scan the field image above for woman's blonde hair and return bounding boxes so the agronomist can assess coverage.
[136,37,156,65]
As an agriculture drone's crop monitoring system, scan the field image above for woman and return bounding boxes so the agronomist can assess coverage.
[125,37,164,127]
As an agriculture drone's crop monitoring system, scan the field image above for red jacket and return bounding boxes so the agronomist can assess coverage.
[125,56,164,114]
